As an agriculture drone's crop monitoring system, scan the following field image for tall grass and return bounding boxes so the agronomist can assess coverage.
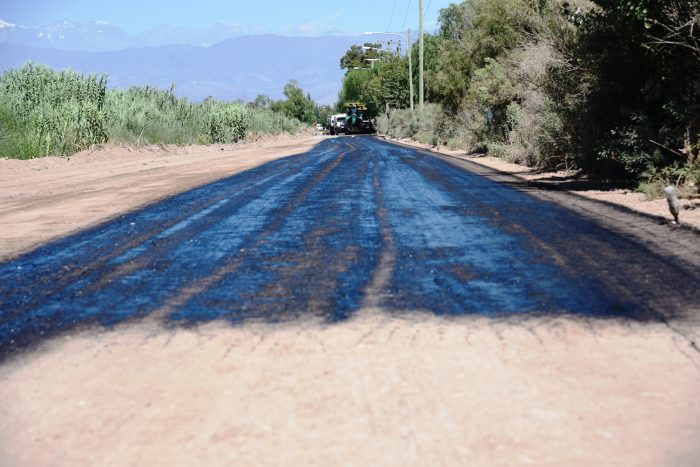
[0,63,305,159]
[106,86,204,146]
[0,63,108,158]
[247,108,303,135]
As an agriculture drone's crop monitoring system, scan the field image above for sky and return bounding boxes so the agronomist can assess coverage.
[0,0,457,35]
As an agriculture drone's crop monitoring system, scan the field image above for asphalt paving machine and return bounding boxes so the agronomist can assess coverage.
[343,103,376,135]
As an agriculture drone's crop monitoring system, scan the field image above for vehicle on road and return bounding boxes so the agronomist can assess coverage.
[330,114,346,135]
[343,103,376,135]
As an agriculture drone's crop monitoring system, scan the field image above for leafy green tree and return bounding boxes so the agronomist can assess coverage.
[337,55,410,117]
[280,80,316,124]
[338,68,380,115]
[547,0,700,176]
[410,34,445,105]
[469,57,518,137]
[377,58,410,110]
[431,0,549,111]
[251,94,272,110]
[314,105,334,125]
[339,43,392,71]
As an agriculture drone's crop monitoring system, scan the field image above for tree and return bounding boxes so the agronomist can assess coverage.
[377,58,410,109]
[314,105,334,125]
[339,43,392,71]
[438,2,474,41]
[646,1,700,60]
[337,55,411,117]
[251,94,271,110]
[280,80,316,124]
[338,68,379,115]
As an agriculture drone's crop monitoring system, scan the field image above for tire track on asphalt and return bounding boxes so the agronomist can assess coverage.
[2,136,699,362]
[360,149,397,311]
[0,147,331,308]
[165,137,385,323]
[369,138,608,315]
[0,143,343,357]
[383,137,700,319]
[145,145,354,323]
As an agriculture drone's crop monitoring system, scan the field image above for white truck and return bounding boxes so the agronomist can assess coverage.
[329,113,346,136]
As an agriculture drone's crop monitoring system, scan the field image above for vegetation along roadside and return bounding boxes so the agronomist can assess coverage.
[0,63,331,159]
[337,0,700,198]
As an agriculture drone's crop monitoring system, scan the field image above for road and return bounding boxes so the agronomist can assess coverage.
[1,136,699,360]
[2,136,700,466]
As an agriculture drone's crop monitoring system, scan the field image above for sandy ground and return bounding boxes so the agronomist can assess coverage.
[0,133,324,262]
[384,136,700,230]
[1,313,699,467]
[1,136,700,466]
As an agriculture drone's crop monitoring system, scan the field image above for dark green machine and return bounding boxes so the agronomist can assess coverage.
[344,103,376,135]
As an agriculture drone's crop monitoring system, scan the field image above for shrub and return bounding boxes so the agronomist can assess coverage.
[0,63,108,157]
[204,101,249,143]
[638,160,700,199]
[377,104,441,143]
[0,64,309,158]
[106,86,203,145]
[248,109,302,135]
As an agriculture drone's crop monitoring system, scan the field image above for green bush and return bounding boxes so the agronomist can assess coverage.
[204,101,249,143]
[247,109,302,135]
[377,104,441,142]
[106,86,203,145]
[0,64,309,158]
[639,160,700,199]
[0,63,108,158]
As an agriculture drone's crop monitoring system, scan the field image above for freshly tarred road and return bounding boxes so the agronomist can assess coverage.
[1,136,699,359]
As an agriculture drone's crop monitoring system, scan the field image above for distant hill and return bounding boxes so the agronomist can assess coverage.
[0,18,351,51]
[0,19,135,51]
[0,35,363,104]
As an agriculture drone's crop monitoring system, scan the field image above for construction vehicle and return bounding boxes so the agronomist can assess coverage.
[343,103,376,135]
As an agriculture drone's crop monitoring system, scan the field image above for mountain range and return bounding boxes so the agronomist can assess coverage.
[0,31,362,104]
[0,18,349,51]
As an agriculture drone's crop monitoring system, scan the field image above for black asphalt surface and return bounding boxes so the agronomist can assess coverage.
[1,136,699,359]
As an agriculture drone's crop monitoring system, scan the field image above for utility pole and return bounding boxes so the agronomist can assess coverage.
[408,29,414,112]
[419,0,424,109]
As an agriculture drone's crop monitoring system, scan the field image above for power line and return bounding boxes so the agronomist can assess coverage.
[385,0,398,34]
[424,0,433,17]
[400,0,412,32]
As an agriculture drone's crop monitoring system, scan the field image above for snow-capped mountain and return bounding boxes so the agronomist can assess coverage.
[0,19,18,29]
[0,18,349,51]
[0,19,133,50]
[0,34,361,104]
[135,22,248,47]
[0,18,361,104]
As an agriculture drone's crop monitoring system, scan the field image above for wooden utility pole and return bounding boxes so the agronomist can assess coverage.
[408,29,414,112]
[419,0,424,109]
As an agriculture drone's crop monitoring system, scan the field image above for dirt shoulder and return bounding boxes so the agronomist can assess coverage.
[382,136,700,230]
[0,133,327,261]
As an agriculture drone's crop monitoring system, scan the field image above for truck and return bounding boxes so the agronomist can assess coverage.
[329,114,346,135]
[343,103,376,135]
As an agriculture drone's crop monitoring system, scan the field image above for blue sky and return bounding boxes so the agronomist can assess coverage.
[1,0,457,35]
